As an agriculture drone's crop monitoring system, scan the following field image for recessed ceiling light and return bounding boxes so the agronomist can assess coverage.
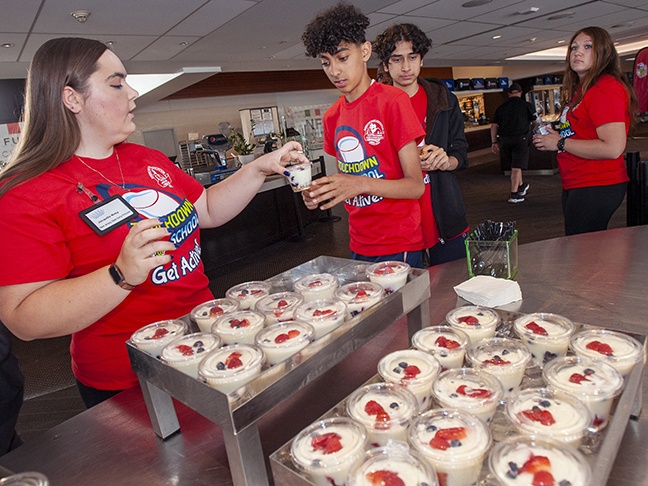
[179,41,188,46]
[557,40,566,44]
[1,43,14,48]
[105,41,115,46]
[462,0,491,7]
[547,12,574,21]
[528,37,537,43]
[611,21,634,29]
[492,35,502,39]
[70,10,91,23]
[517,7,540,15]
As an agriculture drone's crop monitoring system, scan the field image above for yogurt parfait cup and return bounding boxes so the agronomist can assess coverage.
[334,282,385,319]
[445,305,500,344]
[130,319,188,358]
[291,417,367,486]
[160,332,221,378]
[489,434,591,486]
[225,280,272,310]
[345,382,419,447]
[412,325,470,370]
[513,313,575,367]
[409,408,491,486]
[366,261,410,294]
[377,349,441,412]
[543,355,623,428]
[294,298,347,340]
[431,368,504,424]
[294,273,339,302]
[570,328,644,378]
[212,309,266,345]
[199,344,264,394]
[466,337,531,396]
[0,472,50,485]
[254,291,304,324]
[505,387,591,446]
[190,298,240,333]
[346,442,438,486]
[284,163,312,192]
[254,320,314,366]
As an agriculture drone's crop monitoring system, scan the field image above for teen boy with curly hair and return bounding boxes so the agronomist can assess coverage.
[301,3,426,268]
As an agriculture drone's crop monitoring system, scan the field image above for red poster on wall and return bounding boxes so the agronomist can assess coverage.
[634,46,648,114]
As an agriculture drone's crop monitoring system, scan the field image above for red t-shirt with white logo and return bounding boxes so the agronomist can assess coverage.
[0,143,213,390]
[323,82,425,256]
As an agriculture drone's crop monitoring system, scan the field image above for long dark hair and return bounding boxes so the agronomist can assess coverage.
[561,26,637,124]
[0,37,108,197]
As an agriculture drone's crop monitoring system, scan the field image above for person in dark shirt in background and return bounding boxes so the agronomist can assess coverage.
[491,83,537,203]
[0,322,23,456]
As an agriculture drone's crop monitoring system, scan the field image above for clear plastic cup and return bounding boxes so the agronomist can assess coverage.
[254,321,314,366]
[445,305,500,344]
[291,417,367,486]
[334,282,385,320]
[284,163,312,192]
[0,472,50,485]
[190,298,240,333]
[570,328,644,377]
[129,319,188,358]
[294,298,347,340]
[225,281,272,310]
[489,434,591,486]
[345,382,419,448]
[346,442,438,486]
[431,368,504,424]
[409,408,491,486]
[412,325,470,371]
[160,332,221,378]
[543,355,623,428]
[255,291,304,324]
[198,344,264,394]
[466,337,531,396]
[366,261,410,294]
[211,309,266,345]
[505,387,591,446]
[377,349,441,412]
[513,312,575,367]
[293,273,339,302]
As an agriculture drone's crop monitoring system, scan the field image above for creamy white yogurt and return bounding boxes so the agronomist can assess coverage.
[335,282,385,320]
[513,313,575,367]
[294,273,339,302]
[570,328,644,377]
[160,332,221,378]
[445,306,500,344]
[255,291,304,324]
[284,163,312,192]
[412,325,469,370]
[466,337,531,396]
[225,281,272,310]
[199,344,264,394]
[130,319,188,358]
[212,310,265,345]
[294,298,347,340]
[366,261,410,294]
[190,298,240,333]
[254,321,314,365]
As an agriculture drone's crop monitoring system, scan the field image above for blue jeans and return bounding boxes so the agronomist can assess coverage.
[349,250,424,269]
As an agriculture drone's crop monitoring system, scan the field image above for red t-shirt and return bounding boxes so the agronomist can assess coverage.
[410,85,442,249]
[0,143,213,390]
[557,75,630,190]
[323,81,425,256]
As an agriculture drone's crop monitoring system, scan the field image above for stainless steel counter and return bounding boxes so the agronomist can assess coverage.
[2,226,648,485]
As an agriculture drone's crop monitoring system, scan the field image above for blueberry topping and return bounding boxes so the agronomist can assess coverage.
[494,355,501,360]
[559,481,572,486]
[543,351,558,363]
[216,362,226,370]
[532,405,540,411]
[193,340,204,348]
[426,425,438,433]
[506,470,518,479]
[399,361,408,368]
[539,400,551,408]
[583,368,595,375]
[502,349,510,355]
[439,351,448,358]
[240,289,249,295]
[506,461,519,478]
[350,310,361,317]
[197,347,205,353]
[420,483,429,486]
[450,439,462,447]
[508,387,514,392]
[477,312,484,316]
[311,459,322,467]
[508,461,519,472]
[263,339,271,343]
[390,402,399,409]
[450,393,459,398]
[393,367,402,374]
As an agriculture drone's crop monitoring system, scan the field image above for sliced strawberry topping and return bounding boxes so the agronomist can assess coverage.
[586,340,614,356]
[437,472,448,486]
[150,328,169,339]
[307,280,323,287]
[287,329,301,339]
[593,415,605,427]
[364,400,391,429]
[457,315,479,325]
[225,351,243,369]
[429,435,451,450]
[569,372,591,384]
[311,432,343,454]
[209,306,224,317]
[520,408,556,426]
[365,470,405,486]
[274,333,289,344]
[313,308,335,317]
[532,470,555,486]
[354,288,368,298]
[519,454,551,474]
[403,365,421,379]
[374,265,395,275]
[525,321,549,336]
[276,299,289,308]
[250,289,264,295]
[435,335,461,349]
[482,355,511,365]
[230,318,250,329]
[435,427,467,441]
[456,384,492,398]
[175,344,194,356]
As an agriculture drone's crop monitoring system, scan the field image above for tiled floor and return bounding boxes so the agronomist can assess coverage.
[10,133,645,445]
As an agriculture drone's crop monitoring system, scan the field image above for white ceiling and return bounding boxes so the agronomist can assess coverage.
[0,0,647,81]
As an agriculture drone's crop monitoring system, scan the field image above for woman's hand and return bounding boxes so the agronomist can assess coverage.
[115,218,175,285]
[251,141,310,176]
[420,144,450,171]
[533,127,561,151]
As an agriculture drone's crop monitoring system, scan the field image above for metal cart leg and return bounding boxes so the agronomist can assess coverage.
[139,378,180,439]
[223,423,270,486]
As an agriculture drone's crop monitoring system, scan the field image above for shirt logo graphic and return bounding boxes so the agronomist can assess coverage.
[364,119,385,146]
[147,166,173,188]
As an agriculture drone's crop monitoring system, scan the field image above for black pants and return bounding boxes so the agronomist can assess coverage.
[75,379,123,409]
[0,323,24,456]
[562,183,627,236]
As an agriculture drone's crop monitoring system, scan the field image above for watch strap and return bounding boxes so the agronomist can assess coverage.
[109,263,137,291]
[557,137,566,151]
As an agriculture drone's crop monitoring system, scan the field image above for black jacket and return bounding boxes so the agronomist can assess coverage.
[419,78,470,242]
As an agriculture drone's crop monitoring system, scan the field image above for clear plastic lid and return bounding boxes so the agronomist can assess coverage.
[431,367,504,409]
[129,319,187,348]
[294,298,347,324]
[542,355,624,399]
[293,273,339,294]
[365,261,410,291]
[291,417,367,470]
[513,312,575,342]
[225,281,272,306]
[409,408,492,463]
[412,325,470,355]
[346,442,438,486]
[190,298,240,322]
[160,332,221,364]
[377,349,441,386]
[0,472,50,486]
[445,305,501,330]
[466,337,531,371]
[334,282,384,304]
[255,321,315,351]
[198,344,264,381]
[345,382,419,430]
[254,291,304,318]
[489,434,591,486]
[570,328,644,370]
[212,310,266,339]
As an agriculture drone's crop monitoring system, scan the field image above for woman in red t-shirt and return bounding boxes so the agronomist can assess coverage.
[533,26,637,235]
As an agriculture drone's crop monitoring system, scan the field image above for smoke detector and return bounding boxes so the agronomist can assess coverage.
[70,10,91,23]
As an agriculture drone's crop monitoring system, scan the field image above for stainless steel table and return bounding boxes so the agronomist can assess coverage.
[2,227,648,485]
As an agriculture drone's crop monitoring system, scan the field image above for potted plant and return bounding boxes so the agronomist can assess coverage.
[227,127,256,164]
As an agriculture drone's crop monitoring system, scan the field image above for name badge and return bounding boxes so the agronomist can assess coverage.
[79,194,138,236]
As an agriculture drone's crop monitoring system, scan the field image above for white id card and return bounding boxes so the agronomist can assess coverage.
[79,194,138,236]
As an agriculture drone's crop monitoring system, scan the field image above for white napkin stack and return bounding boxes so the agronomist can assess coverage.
[453,275,522,307]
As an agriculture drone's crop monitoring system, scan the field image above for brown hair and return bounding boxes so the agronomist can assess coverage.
[0,37,108,197]
[561,26,637,124]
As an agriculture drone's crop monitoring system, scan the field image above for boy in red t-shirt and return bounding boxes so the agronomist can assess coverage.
[301,3,425,267]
